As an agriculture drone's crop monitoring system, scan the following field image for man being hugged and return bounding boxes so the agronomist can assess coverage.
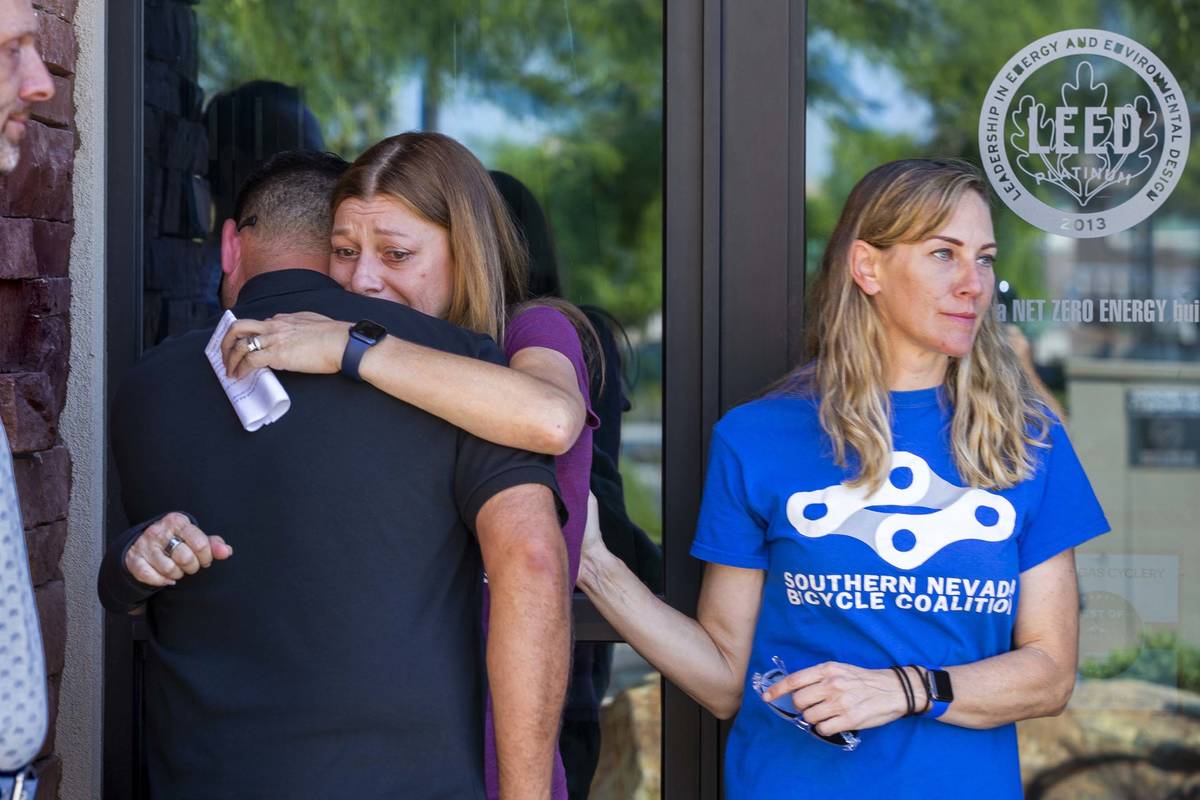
[98,151,570,799]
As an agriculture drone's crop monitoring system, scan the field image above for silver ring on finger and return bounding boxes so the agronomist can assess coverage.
[247,336,264,353]
[164,536,185,558]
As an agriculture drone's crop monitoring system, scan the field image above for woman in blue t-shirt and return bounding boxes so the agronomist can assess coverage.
[577,158,1109,799]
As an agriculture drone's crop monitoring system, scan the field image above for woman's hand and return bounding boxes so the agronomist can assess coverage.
[221,312,351,380]
[761,662,915,736]
[578,491,609,561]
[577,492,614,591]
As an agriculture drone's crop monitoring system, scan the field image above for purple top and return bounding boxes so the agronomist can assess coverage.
[483,305,598,800]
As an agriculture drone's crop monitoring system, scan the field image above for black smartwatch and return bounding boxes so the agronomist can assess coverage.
[341,319,387,381]
[923,667,953,718]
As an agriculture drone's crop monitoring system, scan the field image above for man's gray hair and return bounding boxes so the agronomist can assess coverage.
[232,150,349,249]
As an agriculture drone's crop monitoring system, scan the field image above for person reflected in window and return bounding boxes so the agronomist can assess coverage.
[221,133,600,800]
[576,158,1109,799]
[201,80,326,323]
[205,80,326,229]
[491,170,662,799]
[993,282,1067,421]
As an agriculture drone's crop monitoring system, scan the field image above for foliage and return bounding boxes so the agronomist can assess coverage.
[803,122,923,279]
[199,0,404,155]
[621,463,662,546]
[805,0,1200,302]
[196,0,663,328]
[1080,629,1200,694]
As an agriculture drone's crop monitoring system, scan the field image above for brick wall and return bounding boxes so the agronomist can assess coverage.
[144,0,211,347]
[0,1,77,796]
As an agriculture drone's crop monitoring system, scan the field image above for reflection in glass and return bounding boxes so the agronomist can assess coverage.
[146,2,668,795]
[193,0,664,554]
[591,645,661,800]
[808,2,1200,796]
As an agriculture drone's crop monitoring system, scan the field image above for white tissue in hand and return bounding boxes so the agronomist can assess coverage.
[205,310,291,432]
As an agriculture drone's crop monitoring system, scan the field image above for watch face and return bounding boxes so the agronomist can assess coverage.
[351,320,387,343]
[929,669,953,701]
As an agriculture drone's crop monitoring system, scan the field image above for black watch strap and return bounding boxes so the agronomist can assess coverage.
[921,667,953,718]
[341,336,370,382]
[341,320,386,381]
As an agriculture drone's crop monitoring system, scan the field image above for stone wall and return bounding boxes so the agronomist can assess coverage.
[0,1,78,796]
[143,0,210,347]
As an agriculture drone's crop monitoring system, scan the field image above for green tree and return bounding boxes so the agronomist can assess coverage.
[196,0,664,327]
[1081,629,1200,693]
[803,0,1200,301]
[801,0,1099,299]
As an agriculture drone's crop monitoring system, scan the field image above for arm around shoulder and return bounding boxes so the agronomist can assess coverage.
[358,334,587,455]
[506,345,588,455]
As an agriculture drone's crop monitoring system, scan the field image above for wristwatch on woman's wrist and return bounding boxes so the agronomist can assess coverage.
[922,667,953,718]
[341,320,387,381]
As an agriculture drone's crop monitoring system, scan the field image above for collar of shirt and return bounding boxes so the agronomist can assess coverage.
[235,269,341,306]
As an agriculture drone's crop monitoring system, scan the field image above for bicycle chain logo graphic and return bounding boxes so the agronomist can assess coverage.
[785,452,1016,570]
[979,29,1189,238]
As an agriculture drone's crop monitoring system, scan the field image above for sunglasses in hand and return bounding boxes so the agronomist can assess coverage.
[751,656,862,752]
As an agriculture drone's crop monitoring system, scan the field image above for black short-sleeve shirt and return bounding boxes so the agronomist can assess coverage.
[104,271,561,800]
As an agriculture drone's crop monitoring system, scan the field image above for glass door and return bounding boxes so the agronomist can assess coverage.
[807,3,1199,796]
[114,1,674,797]
[190,4,669,792]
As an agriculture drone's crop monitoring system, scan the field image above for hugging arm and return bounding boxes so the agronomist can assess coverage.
[475,483,571,799]
[361,336,585,455]
[221,313,587,455]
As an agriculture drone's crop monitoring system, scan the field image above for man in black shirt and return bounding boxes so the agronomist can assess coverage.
[98,152,570,799]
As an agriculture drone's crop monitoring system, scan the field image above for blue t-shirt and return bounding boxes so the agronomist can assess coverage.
[690,387,1109,800]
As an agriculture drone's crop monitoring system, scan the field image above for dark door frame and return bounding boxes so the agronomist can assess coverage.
[102,1,808,797]
[103,1,144,798]
[653,1,808,796]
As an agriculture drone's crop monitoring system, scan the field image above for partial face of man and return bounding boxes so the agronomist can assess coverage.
[0,0,54,173]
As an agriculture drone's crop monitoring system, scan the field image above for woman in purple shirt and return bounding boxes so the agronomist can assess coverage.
[223,132,596,800]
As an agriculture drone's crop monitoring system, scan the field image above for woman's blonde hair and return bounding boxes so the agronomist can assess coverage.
[782,158,1050,490]
[332,132,528,342]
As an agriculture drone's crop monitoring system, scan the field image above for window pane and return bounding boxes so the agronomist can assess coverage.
[808,3,1198,796]
[185,2,664,570]
[141,0,664,793]
[591,645,662,800]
